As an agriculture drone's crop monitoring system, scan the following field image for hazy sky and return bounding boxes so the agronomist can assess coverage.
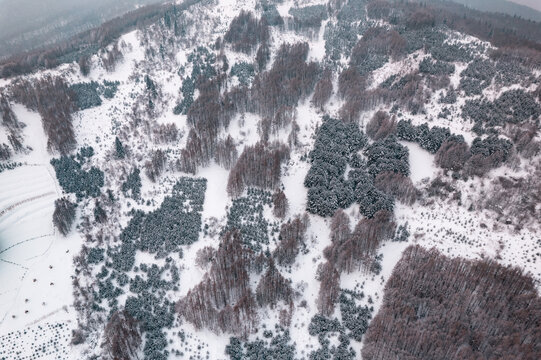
[509,0,541,12]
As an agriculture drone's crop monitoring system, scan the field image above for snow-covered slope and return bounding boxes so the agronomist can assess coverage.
[1,0,540,359]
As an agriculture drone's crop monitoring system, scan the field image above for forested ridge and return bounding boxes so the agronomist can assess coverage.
[0,0,540,359]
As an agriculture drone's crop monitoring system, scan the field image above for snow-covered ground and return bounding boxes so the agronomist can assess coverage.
[0,158,81,359]
[0,110,81,359]
[0,0,540,358]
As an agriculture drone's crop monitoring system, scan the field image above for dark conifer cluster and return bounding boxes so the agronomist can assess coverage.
[51,147,104,199]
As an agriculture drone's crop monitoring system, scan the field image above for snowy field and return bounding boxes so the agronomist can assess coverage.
[0,165,79,360]
[0,0,539,358]
[0,104,81,359]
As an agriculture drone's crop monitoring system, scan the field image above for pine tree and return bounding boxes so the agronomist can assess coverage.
[115,137,125,159]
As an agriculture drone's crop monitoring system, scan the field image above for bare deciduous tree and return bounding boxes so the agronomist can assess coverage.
[103,310,141,360]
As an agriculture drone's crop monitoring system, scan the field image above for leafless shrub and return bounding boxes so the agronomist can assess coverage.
[482,169,541,229]
[374,171,419,205]
[195,246,216,270]
[435,138,471,171]
[311,69,333,109]
[506,124,539,158]
[144,149,166,182]
[316,261,340,316]
[227,141,290,197]
[366,110,396,140]
[153,123,178,143]
[273,214,308,266]
[214,135,238,169]
[103,310,141,360]
[272,189,289,219]
[256,259,293,308]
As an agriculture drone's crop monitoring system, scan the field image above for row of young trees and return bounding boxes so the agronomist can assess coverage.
[462,89,540,134]
[362,245,541,359]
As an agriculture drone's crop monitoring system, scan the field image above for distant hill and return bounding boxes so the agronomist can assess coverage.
[0,0,163,59]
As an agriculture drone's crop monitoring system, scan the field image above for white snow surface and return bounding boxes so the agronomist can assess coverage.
[0,107,80,359]
[0,0,540,358]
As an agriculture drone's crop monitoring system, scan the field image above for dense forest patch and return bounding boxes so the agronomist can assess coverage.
[362,245,541,360]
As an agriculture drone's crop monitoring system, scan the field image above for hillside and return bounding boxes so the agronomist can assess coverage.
[0,0,164,60]
[0,0,540,359]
